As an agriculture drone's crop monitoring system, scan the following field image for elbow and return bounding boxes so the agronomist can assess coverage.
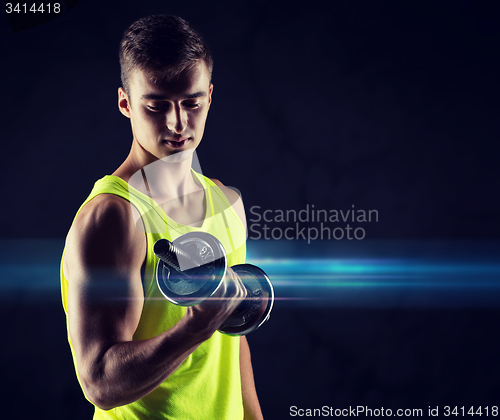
[91,399,115,412]
[83,382,119,411]
[77,356,120,410]
[94,400,118,412]
[80,372,121,411]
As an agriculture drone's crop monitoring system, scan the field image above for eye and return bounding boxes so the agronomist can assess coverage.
[183,101,200,109]
[147,105,166,112]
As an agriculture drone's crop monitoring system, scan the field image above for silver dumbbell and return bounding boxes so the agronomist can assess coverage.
[154,232,274,336]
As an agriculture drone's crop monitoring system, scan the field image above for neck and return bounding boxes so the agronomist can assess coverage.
[114,138,202,202]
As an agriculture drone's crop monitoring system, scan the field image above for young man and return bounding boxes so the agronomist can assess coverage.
[61,14,263,419]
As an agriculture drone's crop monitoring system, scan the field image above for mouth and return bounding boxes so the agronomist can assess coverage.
[164,137,190,149]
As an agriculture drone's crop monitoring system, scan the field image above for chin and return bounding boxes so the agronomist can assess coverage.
[161,148,195,163]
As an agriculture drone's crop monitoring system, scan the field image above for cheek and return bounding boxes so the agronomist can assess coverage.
[134,111,163,133]
[190,110,208,132]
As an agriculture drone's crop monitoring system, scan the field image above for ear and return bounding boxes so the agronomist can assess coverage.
[118,87,131,118]
[208,83,213,108]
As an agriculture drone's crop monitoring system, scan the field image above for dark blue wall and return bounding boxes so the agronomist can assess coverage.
[2,1,500,419]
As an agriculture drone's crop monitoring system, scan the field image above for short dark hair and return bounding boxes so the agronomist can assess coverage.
[119,14,213,95]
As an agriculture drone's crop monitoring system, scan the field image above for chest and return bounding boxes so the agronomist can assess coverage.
[160,189,207,228]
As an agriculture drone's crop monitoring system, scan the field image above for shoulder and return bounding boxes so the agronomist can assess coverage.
[209,178,246,231]
[74,194,135,239]
[65,194,146,274]
[209,178,242,205]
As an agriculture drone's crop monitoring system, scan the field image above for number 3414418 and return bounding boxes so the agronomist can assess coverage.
[5,3,61,13]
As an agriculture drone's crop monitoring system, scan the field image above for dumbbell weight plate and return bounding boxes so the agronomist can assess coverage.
[156,232,227,306]
[219,264,275,336]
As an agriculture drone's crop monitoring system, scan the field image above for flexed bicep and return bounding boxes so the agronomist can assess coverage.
[64,194,146,403]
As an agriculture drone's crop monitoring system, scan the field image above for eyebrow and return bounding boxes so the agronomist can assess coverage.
[141,91,207,100]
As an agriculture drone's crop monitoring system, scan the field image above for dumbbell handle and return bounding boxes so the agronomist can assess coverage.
[154,239,199,273]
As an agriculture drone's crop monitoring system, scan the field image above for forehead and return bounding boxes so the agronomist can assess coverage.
[129,61,211,98]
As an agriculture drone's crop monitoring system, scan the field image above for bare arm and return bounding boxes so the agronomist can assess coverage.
[240,336,264,420]
[64,194,245,410]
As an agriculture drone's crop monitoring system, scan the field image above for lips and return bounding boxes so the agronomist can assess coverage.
[164,137,190,148]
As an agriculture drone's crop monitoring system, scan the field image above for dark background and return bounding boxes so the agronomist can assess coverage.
[2,0,499,240]
[1,0,500,419]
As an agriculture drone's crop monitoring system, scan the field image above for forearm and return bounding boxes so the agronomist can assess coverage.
[78,313,210,410]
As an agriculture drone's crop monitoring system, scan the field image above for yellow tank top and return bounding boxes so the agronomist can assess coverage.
[61,171,246,419]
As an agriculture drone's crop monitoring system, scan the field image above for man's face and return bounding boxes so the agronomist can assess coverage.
[119,61,213,160]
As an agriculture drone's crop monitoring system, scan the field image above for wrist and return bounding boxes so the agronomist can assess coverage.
[180,307,218,343]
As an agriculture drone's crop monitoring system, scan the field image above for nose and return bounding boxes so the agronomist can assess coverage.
[166,104,187,134]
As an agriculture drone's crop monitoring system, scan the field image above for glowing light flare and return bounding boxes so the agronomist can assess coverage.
[1,239,500,307]
[245,257,500,307]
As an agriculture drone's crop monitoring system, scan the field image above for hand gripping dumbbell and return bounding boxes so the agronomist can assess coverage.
[153,232,274,336]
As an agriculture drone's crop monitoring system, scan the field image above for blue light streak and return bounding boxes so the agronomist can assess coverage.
[1,239,499,307]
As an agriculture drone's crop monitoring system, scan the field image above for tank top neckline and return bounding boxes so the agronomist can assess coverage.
[100,170,215,232]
